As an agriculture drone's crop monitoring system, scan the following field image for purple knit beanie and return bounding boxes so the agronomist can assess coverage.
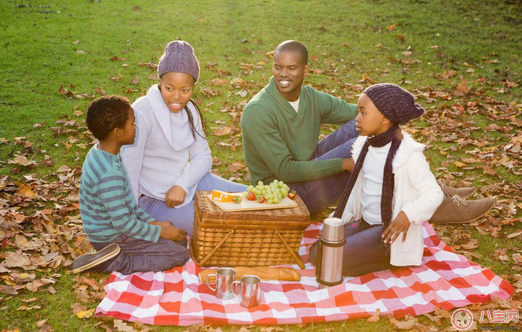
[157,41,200,82]
[363,83,425,125]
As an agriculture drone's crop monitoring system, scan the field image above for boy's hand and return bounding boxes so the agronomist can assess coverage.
[149,221,187,242]
[382,211,411,245]
[165,185,186,208]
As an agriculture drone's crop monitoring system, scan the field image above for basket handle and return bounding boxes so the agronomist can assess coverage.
[198,230,234,266]
[276,231,305,270]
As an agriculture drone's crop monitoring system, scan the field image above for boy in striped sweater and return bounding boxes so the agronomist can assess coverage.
[71,96,189,274]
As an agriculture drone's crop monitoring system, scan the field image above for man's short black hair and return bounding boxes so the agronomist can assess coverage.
[274,40,308,65]
[86,95,131,140]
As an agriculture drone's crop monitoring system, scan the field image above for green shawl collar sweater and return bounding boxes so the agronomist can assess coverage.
[241,77,357,184]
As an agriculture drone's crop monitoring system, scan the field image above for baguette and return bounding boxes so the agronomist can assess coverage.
[199,267,301,283]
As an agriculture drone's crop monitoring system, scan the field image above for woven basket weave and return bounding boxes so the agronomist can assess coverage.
[190,191,310,268]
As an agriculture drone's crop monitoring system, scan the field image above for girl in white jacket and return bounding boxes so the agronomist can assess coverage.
[122,41,246,236]
[310,83,443,276]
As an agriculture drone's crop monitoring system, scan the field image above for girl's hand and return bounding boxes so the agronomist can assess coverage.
[165,185,186,208]
[382,211,411,244]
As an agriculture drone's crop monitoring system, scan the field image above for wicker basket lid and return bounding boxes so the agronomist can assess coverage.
[194,190,310,222]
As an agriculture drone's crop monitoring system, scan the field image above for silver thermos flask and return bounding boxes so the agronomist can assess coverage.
[316,217,347,288]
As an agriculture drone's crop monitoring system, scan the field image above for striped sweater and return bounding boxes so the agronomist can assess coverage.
[79,145,161,243]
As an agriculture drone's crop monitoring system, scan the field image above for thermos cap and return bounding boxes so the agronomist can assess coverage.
[322,217,345,242]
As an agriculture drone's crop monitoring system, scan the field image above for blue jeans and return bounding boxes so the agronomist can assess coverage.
[139,173,247,236]
[289,120,358,214]
[309,219,392,277]
[91,235,189,275]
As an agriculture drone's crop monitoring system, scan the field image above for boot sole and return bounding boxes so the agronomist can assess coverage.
[70,243,120,273]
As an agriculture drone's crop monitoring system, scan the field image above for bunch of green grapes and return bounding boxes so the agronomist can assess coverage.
[244,179,294,204]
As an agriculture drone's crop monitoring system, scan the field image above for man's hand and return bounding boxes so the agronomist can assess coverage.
[342,157,354,172]
[149,220,187,242]
[165,185,186,208]
[382,211,411,245]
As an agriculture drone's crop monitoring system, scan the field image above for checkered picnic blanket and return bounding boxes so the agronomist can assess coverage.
[95,222,513,326]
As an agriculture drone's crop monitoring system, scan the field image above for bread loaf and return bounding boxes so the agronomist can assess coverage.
[199,267,301,283]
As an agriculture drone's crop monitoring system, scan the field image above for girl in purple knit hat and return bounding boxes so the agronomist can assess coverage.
[310,83,444,276]
[122,41,246,236]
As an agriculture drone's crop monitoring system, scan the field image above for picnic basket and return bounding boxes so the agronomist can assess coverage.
[190,190,310,268]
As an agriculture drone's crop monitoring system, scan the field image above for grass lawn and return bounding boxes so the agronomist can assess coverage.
[1,0,521,331]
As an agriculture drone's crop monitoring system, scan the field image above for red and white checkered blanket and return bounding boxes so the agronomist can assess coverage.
[96,222,513,326]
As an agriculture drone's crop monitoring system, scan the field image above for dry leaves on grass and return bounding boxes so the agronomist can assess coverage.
[2,42,522,332]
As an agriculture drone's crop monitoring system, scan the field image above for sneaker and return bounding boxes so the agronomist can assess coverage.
[70,243,120,273]
[430,195,496,224]
[438,180,476,199]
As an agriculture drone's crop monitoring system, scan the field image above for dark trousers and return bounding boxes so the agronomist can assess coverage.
[309,219,392,277]
[289,120,358,215]
[92,235,189,275]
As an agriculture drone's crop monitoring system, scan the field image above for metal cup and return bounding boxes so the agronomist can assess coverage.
[233,275,261,308]
[205,267,237,300]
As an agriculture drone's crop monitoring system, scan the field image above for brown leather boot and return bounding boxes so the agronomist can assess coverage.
[430,195,496,224]
[438,180,476,199]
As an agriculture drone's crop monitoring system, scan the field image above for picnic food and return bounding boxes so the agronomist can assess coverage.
[192,191,310,267]
[211,190,242,203]
[243,180,292,204]
[199,267,301,283]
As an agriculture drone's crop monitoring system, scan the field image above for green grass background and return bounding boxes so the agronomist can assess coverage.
[1,0,521,331]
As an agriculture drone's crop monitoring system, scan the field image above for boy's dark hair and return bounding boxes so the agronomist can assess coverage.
[275,40,308,65]
[86,95,131,140]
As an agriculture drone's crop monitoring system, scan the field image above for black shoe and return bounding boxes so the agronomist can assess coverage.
[70,243,121,273]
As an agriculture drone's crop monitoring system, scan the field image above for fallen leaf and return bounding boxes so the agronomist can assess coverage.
[37,324,54,332]
[508,230,522,239]
[109,73,122,81]
[26,279,45,292]
[8,155,38,167]
[72,302,87,314]
[367,308,381,322]
[386,23,396,31]
[0,285,18,295]
[227,161,245,173]
[236,89,248,98]
[76,308,95,319]
[213,126,232,137]
[453,83,471,96]
[113,319,138,332]
[56,165,72,173]
[130,78,140,85]
[5,252,31,268]
[513,253,522,263]
[17,305,41,311]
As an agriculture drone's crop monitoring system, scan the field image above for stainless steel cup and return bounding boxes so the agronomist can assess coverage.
[233,275,261,308]
[205,267,237,300]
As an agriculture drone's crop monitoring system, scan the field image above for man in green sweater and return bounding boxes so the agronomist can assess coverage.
[241,40,357,214]
[241,40,495,221]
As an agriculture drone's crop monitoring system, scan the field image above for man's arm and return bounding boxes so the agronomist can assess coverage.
[242,105,345,183]
[316,90,358,124]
